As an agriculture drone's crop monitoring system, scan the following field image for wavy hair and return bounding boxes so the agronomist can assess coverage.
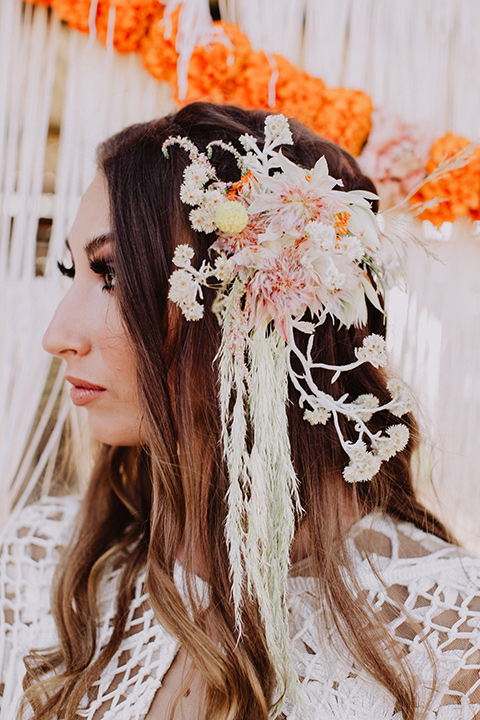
[21,102,452,720]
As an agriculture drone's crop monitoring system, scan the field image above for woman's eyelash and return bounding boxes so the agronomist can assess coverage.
[57,260,75,278]
[56,257,116,292]
[90,257,116,292]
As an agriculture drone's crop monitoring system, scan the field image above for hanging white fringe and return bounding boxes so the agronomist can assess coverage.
[219,0,305,65]
[0,0,176,525]
[220,0,480,140]
[220,316,305,713]
[0,2,63,526]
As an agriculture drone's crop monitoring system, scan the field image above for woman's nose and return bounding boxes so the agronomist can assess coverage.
[42,289,92,358]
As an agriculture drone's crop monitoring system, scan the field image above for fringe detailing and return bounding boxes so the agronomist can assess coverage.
[219,289,305,714]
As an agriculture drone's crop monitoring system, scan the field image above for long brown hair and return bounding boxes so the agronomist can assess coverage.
[21,102,452,720]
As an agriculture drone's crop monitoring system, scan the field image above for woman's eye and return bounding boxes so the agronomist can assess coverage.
[90,257,116,293]
[57,260,75,279]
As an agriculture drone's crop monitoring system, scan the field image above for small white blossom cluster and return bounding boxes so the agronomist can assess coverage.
[373,424,410,461]
[163,137,229,235]
[305,220,336,249]
[343,441,382,483]
[343,423,409,483]
[168,245,235,322]
[303,406,331,425]
[352,393,379,421]
[189,190,224,233]
[168,268,204,321]
[172,243,194,267]
[387,378,416,416]
[214,254,236,282]
[325,264,346,292]
[168,244,208,321]
[355,334,388,368]
[264,114,293,146]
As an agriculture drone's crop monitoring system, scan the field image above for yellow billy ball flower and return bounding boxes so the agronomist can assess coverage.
[215,200,249,233]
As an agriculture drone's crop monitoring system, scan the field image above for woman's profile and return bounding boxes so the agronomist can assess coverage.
[0,101,479,720]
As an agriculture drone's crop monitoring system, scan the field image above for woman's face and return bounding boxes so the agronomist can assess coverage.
[42,172,144,446]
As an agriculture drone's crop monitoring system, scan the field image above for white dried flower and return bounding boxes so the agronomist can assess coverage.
[172,244,195,267]
[348,440,368,461]
[183,160,210,187]
[303,406,331,425]
[264,114,293,146]
[180,182,204,207]
[189,205,217,233]
[325,265,346,292]
[352,393,380,421]
[181,299,204,321]
[373,424,409,461]
[355,334,387,368]
[343,443,382,483]
[386,424,409,452]
[373,436,395,461]
[214,254,236,282]
[387,378,415,416]
[338,235,364,263]
[188,190,226,233]
[168,269,197,305]
[306,220,336,249]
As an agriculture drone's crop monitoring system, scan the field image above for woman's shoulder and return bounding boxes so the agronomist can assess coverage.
[287,513,480,718]
[349,511,480,589]
[290,511,480,616]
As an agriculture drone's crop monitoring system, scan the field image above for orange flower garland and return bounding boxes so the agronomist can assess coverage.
[141,19,372,157]
[185,22,253,103]
[412,133,480,225]
[24,0,480,223]
[141,7,181,85]
[316,87,373,159]
[51,0,161,53]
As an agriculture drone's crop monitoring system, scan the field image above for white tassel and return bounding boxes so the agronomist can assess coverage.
[0,1,176,524]
[219,303,305,710]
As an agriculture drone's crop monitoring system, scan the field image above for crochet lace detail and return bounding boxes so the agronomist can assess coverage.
[0,498,479,719]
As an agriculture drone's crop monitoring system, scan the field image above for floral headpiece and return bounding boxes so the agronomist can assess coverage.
[163,115,413,713]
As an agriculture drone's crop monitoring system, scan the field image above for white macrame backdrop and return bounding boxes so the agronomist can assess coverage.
[0,0,479,547]
[220,0,480,140]
[0,0,175,526]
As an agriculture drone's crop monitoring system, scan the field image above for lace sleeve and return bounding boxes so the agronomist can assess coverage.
[0,496,80,717]
[287,514,480,719]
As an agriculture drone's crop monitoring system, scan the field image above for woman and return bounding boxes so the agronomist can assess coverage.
[1,102,479,720]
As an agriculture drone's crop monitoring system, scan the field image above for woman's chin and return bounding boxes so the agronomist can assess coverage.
[87,417,143,447]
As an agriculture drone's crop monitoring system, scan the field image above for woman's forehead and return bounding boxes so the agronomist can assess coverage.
[67,172,112,253]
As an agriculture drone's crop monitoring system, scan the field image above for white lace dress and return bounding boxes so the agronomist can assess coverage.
[0,496,479,719]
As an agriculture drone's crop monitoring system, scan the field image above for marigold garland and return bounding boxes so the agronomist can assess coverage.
[25,0,480,224]
[50,0,162,53]
[411,133,480,225]
[141,6,181,84]
[184,22,253,104]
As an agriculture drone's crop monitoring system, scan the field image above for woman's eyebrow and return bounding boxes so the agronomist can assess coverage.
[63,235,113,257]
[84,234,114,258]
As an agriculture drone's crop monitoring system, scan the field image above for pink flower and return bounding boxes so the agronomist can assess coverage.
[358,110,430,209]
[246,246,315,339]
[248,155,346,237]
[212,212,269,255]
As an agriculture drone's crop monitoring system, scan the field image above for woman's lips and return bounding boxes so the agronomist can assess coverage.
[65,376,107,407]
